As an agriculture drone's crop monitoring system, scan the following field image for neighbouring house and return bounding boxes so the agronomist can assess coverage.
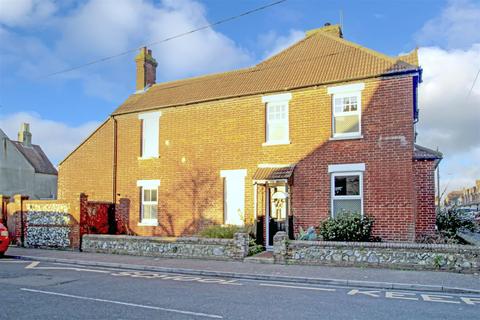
[445,180,480,208]
[58,24,442,244]
[0,123,58,199]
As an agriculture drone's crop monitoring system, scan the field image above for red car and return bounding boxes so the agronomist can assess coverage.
[0,222,9,256]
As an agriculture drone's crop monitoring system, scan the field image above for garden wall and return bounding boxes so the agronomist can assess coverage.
[82,233,249,261]
[2,193,123,250]
[273,232,480,273]
[23,201,77,249]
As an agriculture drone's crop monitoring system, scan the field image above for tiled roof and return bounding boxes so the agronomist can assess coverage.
[12,142,58,175]
[413,144,443,161]
[112,25,419,115]
[253,165,295,182]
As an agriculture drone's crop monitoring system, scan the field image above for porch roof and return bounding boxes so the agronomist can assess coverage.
[253,165,295,183]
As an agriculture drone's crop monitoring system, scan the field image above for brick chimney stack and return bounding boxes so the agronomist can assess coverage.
[18,123,32,146]
[135,47,158,92]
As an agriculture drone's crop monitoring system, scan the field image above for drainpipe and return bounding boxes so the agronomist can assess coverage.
[112,116,118,205]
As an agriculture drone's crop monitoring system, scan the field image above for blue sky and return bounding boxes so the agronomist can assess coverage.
[0,0,479,195]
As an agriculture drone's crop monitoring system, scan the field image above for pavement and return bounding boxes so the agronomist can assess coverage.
[1,257,479,320]
[5,246,480,294]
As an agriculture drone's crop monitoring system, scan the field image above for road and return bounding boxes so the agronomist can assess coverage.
[0,258,479,319]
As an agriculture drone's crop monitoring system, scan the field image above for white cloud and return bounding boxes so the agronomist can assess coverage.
[0,112,100,165]
[0,0,253,100]
[415,0,480,195]
[416,0,480,49]
[0,0,56,27]
[417,45,480,154]
[55,0,252,79]
[259,29,304,59]
[416,47,480,195]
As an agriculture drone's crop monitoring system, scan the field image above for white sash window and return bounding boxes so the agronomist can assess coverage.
[137,180,160,226]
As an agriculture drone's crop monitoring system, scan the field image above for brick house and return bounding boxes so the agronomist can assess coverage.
[58,24,441,245]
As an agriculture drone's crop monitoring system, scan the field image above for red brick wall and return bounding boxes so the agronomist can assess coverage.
[292,76,416,241]
[413,160,437,239]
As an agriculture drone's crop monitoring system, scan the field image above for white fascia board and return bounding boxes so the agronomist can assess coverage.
[137,179,161,188]
[220,169,247,178]
[327,83,365,95]
[138,111,162,120]
[262,93,292,104]
[328,163,365,173]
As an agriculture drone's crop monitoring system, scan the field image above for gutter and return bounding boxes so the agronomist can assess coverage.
[112,69,421,117]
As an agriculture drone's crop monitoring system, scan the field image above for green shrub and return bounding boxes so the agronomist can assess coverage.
[248,238,264,256]
[436,207,476,238]
[199,225,244,239]
[319,213,374,242]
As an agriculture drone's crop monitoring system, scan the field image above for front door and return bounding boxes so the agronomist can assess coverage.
[266,185,287,249]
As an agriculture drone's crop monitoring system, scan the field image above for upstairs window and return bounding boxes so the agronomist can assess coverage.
[328,83,365,138]
[138,111,161,158]
[262,93,292,145]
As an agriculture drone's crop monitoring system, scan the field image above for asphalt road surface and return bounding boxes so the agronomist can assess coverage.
[0,258,479,320]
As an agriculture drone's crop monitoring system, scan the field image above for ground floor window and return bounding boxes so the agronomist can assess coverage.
[137,180,160,226]
[328,164,364,218]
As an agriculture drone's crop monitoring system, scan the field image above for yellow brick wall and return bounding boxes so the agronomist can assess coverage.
[58,119,114,204]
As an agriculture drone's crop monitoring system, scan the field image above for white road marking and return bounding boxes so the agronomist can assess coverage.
[31,266,109,273]
[20,288,223,319]
[348,289,380,298]
[23,261,108,273]
[25,261,40,269]
[0,259,31,263]
[259,283,336,291]
[461,297,480,305]
[421,294,461,304]
[111,271,242,285]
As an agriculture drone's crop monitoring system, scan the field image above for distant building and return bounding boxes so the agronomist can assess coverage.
[0,123,57,199]
[445,180,480,207]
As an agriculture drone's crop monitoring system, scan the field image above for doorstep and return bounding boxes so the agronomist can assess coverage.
[244,251,274,264]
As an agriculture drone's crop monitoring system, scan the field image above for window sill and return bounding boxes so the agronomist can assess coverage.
[137,220,158,227]
[329,135,363,141]
[262,140,291,147]
[138,156,159,160]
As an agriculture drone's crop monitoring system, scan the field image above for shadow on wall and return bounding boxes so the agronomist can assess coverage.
[159,164,220,237]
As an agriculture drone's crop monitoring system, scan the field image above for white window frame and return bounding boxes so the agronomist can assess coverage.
[262,93,292,146]
[138,111,161,159]
[137,180,160,226]
[220,169,247,226]
[328,163,365,218]
[328,83,364,139]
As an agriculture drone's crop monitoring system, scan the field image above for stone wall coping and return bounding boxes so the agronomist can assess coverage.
[288,240,480,252]
[87,201,113,205]
[24,200,66,205]
[83,234,240,245]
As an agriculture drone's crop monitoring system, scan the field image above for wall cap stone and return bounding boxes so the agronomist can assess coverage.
[288,240,480,253]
